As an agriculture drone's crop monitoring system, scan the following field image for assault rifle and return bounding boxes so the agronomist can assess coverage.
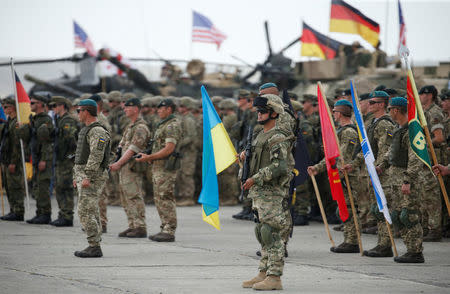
[239,126,253,202]
[132,139,154,159]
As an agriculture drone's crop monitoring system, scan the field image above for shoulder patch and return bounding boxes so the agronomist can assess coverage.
[97,137,105,150]
[349,139,356,145]
[387,131,393,137]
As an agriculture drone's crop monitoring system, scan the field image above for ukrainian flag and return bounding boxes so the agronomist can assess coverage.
[198,86,237,230]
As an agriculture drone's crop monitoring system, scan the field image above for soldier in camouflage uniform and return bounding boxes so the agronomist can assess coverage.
[241,94,293,291]
[309,100,361,253]
[175,97,198,206]
[73,99,110,258]
[110,98,151,238]
[49,96,79,227]
[418,85,445,241]
[0,98,26,221]
[136,98,181,242]
[19,94,54,224]
[378,97,425,263]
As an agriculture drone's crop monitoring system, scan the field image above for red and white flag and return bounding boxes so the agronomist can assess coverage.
[192,11,227,50]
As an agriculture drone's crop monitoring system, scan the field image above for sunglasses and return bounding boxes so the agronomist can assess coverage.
[30,102,37,105]
[76,108,86,114]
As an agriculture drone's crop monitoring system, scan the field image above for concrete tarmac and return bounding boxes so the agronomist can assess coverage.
[0,200,449,294]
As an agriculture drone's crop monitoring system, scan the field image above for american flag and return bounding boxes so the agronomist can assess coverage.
[398,0,407,52]
[192,11,227,49]
[74,21,97,57]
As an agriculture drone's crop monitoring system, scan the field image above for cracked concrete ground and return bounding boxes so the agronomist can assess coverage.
[0,199,449,293]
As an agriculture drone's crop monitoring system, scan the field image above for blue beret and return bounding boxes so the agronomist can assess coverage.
[389,97,407,107]
[334,99,353,109]
[259,83,278,91]
[369,91,389,98]
[79,99,97,107]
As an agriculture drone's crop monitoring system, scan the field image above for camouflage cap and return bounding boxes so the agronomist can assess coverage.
[219,98,237,110]
[107,90,122,102]
[287,91,298,100]
[141,98,153,107]
[72,98,81,106]
[211,96,223,105]
[179,96,193,108]
[238,89,250,98]
[303,94,318,103]
[50,96,72,108]
[102,102,111,111]
[291,100,303,112]
[123,92,137,102]
[96,92,108,100]
[254,94,284,114]
[80,93,92,100]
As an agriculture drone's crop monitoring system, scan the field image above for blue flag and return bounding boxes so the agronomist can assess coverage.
[0,105,6,123]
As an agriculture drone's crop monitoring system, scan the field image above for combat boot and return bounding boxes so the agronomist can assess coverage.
[118,228,133,237]
[242,209,255,221]
[363,245,393,257]
[149,232,175,242]
[74,246,103,258]
[232,207,252,220]
[50,217,73,227]
[394,252,424,263]
[423,230,442,242]
[242,271,266,288]
[293,214,309,226]
[252,275,283,291]
[1,212,24,221]
[102,225,107,233]
[362,225,378,234]
[330,242,359,253]
[27,214,51,224]
[176,198,195,206]
[333,224,344,231]
[126,227,147,238]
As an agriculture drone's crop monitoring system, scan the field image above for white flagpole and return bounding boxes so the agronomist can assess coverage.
[10,58,31,213]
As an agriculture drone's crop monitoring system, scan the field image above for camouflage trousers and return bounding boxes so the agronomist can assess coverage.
[153,165,177,235]
[390,167,423,253]
[98,184,108,227]
[119,163,146,230]
[3,164,25,216]
[55,161,74,220]
[354,175,375,227]
[31,164,51,215]
[293,180,311,216]
[342,176,361,245]
[76,174,107,247]
[218,163,239,205]
[419,167,441,232]
[253,195,291,277]
[176,149,197,200]
[105,170,120,205]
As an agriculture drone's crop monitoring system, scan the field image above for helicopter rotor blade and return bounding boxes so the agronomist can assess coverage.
[264,21,273,57]
[278,35,302,54]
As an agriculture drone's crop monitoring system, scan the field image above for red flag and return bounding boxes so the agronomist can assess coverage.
[14,72,32,124]
[317,84,349,222]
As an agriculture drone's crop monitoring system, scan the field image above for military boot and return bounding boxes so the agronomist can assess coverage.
[252,275,283,291]
[242,271,266,288]
[232,207,252,220]
[293,214,309,226]
[363,245,393,257]
[1,212,24,221]
[362,225,378,234]
[394,252,424,263]
[149,232,175,242]
[50,217,73,227]
[118,228,133,237]
[242,209,255,221]
[126,227,147,238]
[423,230,442,242]
[102,225,107,233]
[74,246,103,258]
[330,242,359,253]
[27,214,51,224]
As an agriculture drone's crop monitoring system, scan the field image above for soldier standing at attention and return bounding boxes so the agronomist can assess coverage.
[0,98,26,221]
[241,94,293,291]
[418,85,445,242]
[136,98,181,242]
[308,100,361,253]
[110,98,151,238]
[19,94,54,224]
[49,96,79,227]
[73,99,110,258]
[378,97,425,263]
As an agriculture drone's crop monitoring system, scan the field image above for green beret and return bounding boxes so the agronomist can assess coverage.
[158,98,175,108]
[389,97,407,107]
[259,83,278,91]
[79,99,97,107]
[89,94,102,102]
[124,98,141,107]
[419,85,437,97]
[369,91,389,99]
[335,99,353,109]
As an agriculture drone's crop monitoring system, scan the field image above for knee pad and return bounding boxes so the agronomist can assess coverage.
[370,203,384,221]
[260,223,275,247]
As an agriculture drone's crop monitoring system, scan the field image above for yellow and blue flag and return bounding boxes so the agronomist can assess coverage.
[198,86,237,230]
[350,80,391,224]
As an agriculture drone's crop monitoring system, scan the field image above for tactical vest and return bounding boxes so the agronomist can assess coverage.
[389,125,408,168]
[367,115,394,159]
[336,124,357,137]
[74,122,110,169]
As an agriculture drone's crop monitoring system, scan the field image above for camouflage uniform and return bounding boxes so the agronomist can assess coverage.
[118,118,151,230]
[249,126,294,277]
[97,114,112,229]
[380,124,423,255]
[54,112,79,221]
[315,124,360,246]
[152,114,182,236]
[420,103,444,235]
[0,116,26,217]
[20,112,54,218]
[74,122,110,247]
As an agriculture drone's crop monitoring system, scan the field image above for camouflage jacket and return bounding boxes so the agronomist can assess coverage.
[0,117,25,165]
[55,112,79,162]
[178,113,197,151]
[119,117,151,154]
[19,112,54,164]
[152,114,181,168]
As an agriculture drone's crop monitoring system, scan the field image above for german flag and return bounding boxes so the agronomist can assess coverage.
[301,22,345,59]
[329,0,380,47]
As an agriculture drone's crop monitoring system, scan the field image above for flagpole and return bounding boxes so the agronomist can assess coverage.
[310,173,335,247]
[318,82,363,256]
[0,166,4,216]
[401,51,450,216]
[351,79,397,256]
[10,58,31,213]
